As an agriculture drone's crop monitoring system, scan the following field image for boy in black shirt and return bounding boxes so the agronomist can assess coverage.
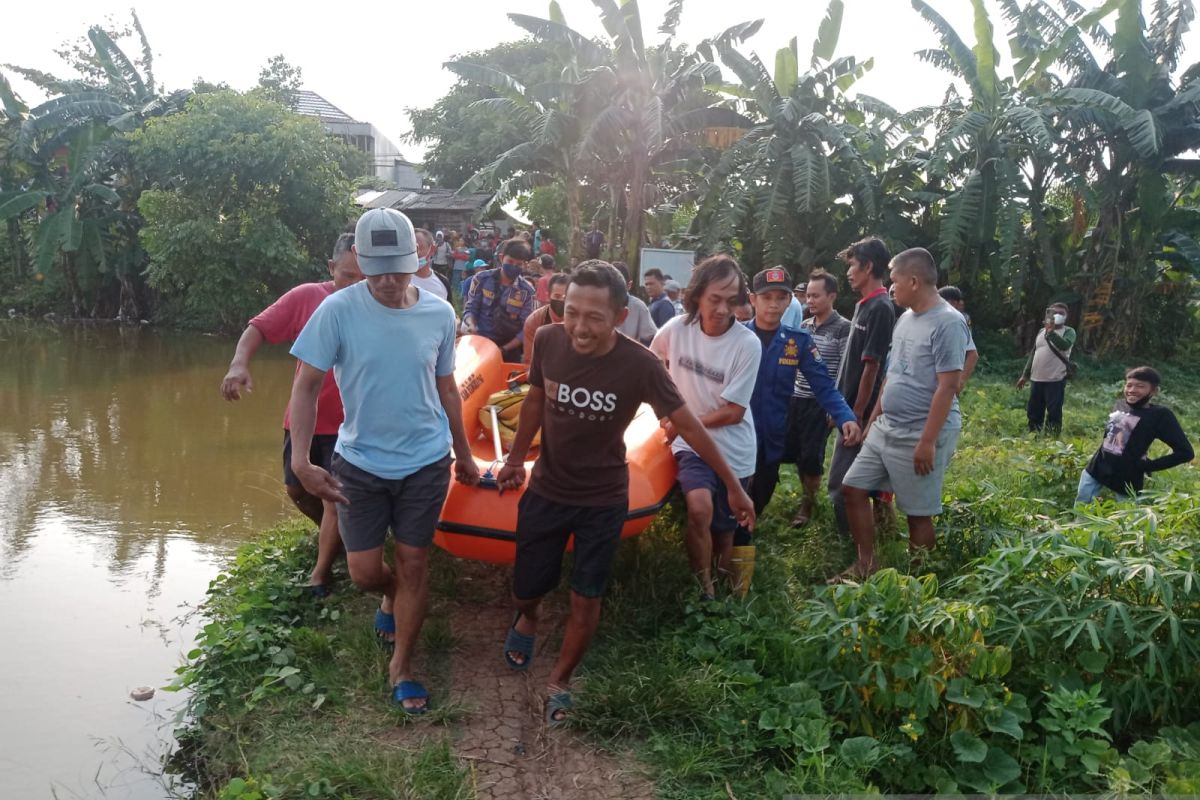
[1076,366,1193,503]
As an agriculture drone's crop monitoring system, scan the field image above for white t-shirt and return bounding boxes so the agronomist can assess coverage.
[650,315,761,478]
[411,272,448,301]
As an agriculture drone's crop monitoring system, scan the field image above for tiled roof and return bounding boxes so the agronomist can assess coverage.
[291,90,358,123]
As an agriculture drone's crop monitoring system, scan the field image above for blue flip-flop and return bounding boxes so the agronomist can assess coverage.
[374,608,395,651]
[546,690,573,727]
[392,680,430,715]
[504,612,535,671]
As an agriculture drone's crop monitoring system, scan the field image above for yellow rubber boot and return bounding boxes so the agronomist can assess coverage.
[729,545,756,598]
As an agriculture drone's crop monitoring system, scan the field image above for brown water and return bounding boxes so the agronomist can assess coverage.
[0,322,300,799]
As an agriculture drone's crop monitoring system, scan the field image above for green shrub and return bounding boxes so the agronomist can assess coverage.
[949,515,1200,734]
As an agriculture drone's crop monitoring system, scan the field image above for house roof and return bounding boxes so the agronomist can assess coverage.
[355,188,497,213]
[291,90,358,123]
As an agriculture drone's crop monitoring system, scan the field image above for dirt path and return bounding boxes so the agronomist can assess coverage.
[389,561,656,800]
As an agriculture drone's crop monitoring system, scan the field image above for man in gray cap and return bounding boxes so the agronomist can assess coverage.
[664,279,684,316]
[288,207,479,714]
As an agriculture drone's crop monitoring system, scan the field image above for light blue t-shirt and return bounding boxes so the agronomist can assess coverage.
[781,296,805,329]
[291,282,457,479]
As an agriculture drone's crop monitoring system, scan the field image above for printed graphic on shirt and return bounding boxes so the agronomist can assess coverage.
[677,355,727,384]
[778,337,800,367]
[544,379,619,422]
[1102,410,1140,456]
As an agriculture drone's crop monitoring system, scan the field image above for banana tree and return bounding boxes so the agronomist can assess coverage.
[911,0,1086,314]
[1042,0,1200,352]
[1,20,189,318]
[0,72,31,277]
[447,3,607,261]
[687,0,878,271]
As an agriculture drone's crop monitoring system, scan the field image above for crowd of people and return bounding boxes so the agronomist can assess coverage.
[220,208,1193,723]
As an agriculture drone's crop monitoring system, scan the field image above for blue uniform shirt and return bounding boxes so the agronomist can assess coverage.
[463,268,537,344]
[745,320,855,465]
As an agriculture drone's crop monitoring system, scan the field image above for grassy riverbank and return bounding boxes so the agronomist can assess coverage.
[170,362,1200,799]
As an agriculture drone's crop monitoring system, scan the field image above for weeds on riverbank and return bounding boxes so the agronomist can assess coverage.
[172,367,1200,798]
[165,523,470,799]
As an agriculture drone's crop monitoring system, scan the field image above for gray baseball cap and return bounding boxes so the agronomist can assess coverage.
[354,208,419,275]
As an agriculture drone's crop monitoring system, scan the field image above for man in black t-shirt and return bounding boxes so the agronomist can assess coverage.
[1076,366,1193,503]
[496,261,753,726]
[827,236,894,536]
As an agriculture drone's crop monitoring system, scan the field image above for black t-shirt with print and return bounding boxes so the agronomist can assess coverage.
[836,290,895,415]
[528,325,685,506]
[1086,400,1193,494]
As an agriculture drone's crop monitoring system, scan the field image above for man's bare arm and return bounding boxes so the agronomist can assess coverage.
[220,325,266,400]
[288,362,348,504]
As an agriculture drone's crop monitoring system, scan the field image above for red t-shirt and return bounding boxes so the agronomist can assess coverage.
[249,281,344,435]
[540,240,557,257]
[536,272,555,302]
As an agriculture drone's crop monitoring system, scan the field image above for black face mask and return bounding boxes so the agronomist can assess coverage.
[549,299,565,317]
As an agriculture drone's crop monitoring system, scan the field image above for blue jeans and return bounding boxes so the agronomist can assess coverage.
[1075,469,1128,505]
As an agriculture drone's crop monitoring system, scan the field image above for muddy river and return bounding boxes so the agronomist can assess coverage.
[0,322,298,799]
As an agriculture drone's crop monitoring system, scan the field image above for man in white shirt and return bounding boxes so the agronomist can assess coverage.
[411,228,449,301]
[650,255,758,598]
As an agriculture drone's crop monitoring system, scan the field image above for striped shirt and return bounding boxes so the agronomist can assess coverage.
[794,311,851,398]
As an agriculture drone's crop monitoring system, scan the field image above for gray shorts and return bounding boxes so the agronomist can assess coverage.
[332,453,452,552]
[842,416,960,517]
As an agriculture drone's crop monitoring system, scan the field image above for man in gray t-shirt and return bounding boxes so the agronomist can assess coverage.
[835,248,967,582]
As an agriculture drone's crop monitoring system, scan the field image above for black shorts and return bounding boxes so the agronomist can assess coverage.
[332,453,452,552]
[512,490,627,600]
[282,431,338,487]
[784,396,833,475]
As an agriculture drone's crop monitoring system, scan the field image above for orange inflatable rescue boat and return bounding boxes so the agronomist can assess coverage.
[434,335,677,563]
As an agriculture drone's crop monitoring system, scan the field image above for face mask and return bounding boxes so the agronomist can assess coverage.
[1053,313,1066,326]
[549,299,565,317]
[418,257,429,269]
[502,262,522,280]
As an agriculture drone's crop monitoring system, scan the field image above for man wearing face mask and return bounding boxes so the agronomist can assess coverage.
[1017,302,1076,434]
[523,273,569,363]
[411,228,449,301]
[462,238,537,359]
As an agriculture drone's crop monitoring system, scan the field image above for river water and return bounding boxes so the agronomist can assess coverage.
[0,322,297,799]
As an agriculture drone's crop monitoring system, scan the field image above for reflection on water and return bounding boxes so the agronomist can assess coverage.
[0,321,300,799]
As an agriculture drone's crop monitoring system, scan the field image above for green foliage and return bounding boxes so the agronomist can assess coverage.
[256,55,303,107]
[168,522,471,799]
[576,368,1200,796]
[129,90,356,331]
[951,520,1200,733]
[407,40,560,189]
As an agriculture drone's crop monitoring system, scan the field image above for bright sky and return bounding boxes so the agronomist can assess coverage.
[5,0,1198,162]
